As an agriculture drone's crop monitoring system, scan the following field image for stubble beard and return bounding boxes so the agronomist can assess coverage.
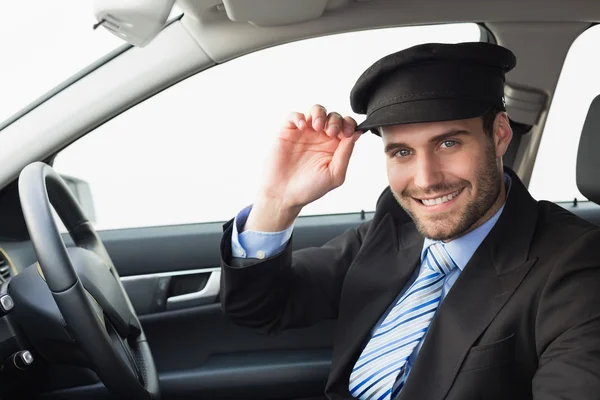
[394,144,502,241]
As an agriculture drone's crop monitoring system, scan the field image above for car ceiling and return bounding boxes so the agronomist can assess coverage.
[0,0,597,191]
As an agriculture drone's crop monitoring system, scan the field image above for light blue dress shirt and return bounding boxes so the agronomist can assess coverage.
[231,175,511,378]
[231,204,294,259]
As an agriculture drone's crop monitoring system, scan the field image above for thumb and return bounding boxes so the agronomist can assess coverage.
[330,132,361,186]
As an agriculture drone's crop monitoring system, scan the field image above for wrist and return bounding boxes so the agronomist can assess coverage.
[244,194,302,233]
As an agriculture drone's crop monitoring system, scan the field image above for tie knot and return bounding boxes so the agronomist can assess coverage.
[425,242,457,275]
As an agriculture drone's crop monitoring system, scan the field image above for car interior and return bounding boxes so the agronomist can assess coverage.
[1,0,600,398]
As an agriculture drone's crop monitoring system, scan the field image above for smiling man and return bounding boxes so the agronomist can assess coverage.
[219,42,600,400]
[381,114,509,242]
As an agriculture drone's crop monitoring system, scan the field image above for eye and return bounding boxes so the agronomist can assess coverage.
[394,149,413,158]
[441,140,457,149]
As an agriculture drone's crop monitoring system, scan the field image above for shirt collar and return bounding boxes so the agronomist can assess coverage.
[420,173,512,271]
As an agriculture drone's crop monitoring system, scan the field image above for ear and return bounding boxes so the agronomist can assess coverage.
[493,112,513,158]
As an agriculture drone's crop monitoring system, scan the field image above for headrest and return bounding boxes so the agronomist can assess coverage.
[576,95,600,204]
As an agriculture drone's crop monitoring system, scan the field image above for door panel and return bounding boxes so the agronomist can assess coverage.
[142,304,334,399]
[102,212,372,316]
[96,212,372,399]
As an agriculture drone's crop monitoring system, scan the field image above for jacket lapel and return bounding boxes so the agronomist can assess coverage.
[398,169,540,400]
[326,212,425,397]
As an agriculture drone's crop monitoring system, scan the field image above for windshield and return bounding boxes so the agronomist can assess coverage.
[0,0,123,124]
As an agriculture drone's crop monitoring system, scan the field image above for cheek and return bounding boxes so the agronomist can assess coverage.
[440,149,482,184]
[442,158,472,181]
[386,160,410,194]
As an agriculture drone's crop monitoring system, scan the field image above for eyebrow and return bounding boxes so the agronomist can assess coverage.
[383,129,471,154]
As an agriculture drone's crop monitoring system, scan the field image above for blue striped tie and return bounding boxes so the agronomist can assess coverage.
[348,242,457,400]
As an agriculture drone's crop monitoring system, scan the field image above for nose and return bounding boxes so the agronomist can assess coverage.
[413,153,443,190]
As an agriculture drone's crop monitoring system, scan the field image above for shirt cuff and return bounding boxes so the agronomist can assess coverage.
[231,205,293,259]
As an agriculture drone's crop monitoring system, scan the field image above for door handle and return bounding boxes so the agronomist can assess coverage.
[166,269,221,311]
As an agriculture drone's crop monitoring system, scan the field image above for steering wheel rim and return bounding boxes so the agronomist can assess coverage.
[18,162,160,399]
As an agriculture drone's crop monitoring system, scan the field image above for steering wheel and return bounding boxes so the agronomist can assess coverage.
[17,162,160,399]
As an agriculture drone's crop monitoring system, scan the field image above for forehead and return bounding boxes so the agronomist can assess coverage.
[379,116,484,144]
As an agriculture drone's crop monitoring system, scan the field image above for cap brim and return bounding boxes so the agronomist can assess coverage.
[356,98,492,135]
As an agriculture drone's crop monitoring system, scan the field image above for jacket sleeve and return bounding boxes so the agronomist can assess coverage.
[219,218,371,335]
[532,228,600,399]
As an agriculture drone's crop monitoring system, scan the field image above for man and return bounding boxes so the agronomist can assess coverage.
[219,42,600,399]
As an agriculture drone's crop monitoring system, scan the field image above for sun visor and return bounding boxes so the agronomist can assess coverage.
[221,0,350,27]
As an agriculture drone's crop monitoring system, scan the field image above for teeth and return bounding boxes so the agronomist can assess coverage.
[420,190,460,206]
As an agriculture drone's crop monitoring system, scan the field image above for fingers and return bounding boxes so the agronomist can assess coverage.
[324,112,357,138]
[308,104,327,132]
[330,132,362,187]
[342,116,358,138]
[324,112,344,137]
[285,112,307,131]
[286,105,360,138]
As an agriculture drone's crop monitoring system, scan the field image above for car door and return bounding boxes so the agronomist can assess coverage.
[48,23,481,399]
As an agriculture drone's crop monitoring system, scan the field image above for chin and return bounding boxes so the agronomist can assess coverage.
[419,226,457,241]
[414,215,469,241]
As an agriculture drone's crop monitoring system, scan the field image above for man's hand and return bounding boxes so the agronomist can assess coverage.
[244,104,362,232]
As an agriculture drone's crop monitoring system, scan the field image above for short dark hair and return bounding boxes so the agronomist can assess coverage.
[482,107,503,136]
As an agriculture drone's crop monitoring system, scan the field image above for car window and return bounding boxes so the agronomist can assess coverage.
[53,23,481,231]
[529,25,600,203]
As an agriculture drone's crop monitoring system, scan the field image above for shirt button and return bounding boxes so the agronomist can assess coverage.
[256,250,266,260]
[234,247,245,257]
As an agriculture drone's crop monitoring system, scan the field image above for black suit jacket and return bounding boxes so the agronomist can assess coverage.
[220,169,600,399]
